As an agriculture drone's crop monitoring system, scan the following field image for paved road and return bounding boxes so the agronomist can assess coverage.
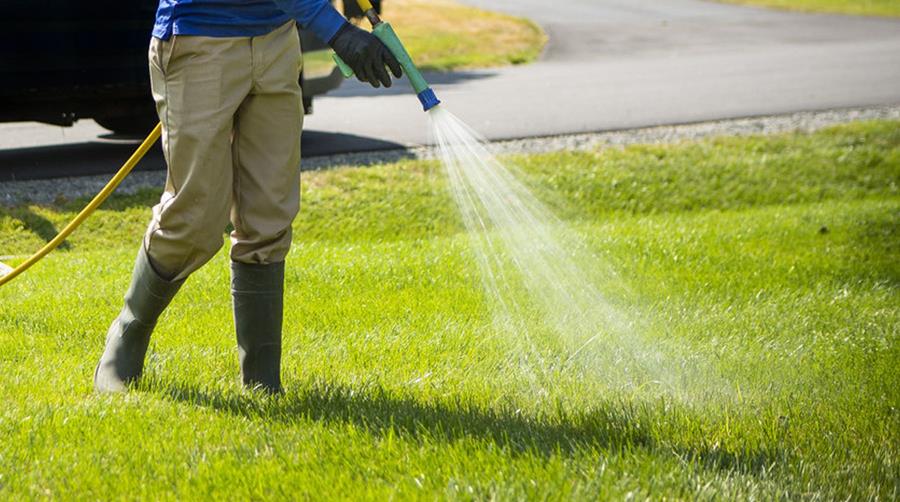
[2,0,899,179]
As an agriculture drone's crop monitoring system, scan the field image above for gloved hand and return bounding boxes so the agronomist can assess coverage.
[329,22,403,88]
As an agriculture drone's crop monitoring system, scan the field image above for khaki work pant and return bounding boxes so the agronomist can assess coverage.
[146,21,303,281]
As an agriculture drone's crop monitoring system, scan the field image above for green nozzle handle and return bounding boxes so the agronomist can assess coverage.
[372,22,430,94]
[333,53,355,78]
[332,22,430,95]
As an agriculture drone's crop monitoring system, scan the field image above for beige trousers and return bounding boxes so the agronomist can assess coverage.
[145,21,303,281]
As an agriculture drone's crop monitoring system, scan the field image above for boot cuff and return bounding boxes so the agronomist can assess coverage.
[231,261,285,293]
[138,246,186,299]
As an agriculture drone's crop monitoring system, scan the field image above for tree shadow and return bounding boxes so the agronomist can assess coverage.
[152,378,783,476]
[2,206,70,250]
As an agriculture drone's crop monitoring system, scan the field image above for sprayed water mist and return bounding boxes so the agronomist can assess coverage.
[428,106,687,395]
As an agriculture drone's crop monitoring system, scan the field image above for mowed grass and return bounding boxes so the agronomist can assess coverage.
[719,0,900,17]
[1,120,898,499]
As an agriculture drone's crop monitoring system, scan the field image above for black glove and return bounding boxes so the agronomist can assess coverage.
[329,22,403,88]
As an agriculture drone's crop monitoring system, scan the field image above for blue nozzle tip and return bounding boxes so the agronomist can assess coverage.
[417,88,441,112]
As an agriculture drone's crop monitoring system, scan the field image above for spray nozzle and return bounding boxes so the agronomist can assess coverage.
[417,88,441,112]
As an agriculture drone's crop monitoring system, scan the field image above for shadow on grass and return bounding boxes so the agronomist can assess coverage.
[153,378,783,475]
[2,206,71,250]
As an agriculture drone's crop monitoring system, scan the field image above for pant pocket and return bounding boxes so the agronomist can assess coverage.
[149,36,178,77]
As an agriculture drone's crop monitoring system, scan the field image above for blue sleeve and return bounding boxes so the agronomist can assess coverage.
[271,0,347,43]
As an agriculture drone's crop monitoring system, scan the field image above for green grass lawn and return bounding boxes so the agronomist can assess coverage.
[719,0,900,17]
[1,121,898,499]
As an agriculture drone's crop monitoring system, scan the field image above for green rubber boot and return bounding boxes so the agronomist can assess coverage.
[232,261,284,393]
[94,247,184,393]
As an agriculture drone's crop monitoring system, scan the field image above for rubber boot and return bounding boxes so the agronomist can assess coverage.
[94,247,184,393]
[232,261,284,393]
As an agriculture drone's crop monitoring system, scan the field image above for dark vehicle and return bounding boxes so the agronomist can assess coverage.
[0,1,354,135]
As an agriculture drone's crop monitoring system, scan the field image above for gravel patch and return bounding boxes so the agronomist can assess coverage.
[3,105,899,206]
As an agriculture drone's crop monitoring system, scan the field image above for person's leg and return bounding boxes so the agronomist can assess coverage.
[95,35,252,393]
[93,247,185,393]
[145,35,253,281]
[230,22,303,392]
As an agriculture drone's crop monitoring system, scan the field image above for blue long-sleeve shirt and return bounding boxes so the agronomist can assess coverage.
[152,0,347,44]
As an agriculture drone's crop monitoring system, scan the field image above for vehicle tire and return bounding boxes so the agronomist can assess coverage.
[94,111,159,136]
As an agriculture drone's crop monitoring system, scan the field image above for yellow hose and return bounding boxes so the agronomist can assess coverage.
[0,122,162,287]
[355,0,375,12]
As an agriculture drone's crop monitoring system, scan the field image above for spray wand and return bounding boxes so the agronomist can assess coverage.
[333,0,441,112]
